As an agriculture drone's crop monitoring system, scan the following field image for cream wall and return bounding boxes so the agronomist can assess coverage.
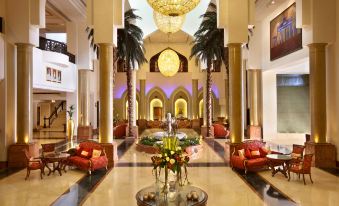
[258,0,311,144]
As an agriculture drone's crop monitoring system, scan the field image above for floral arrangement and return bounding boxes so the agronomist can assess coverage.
[66,105,75,120]
[151,136,190,192]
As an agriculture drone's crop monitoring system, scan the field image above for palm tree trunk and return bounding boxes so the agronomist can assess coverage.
[206,59,212,137]
[127,65,134,137]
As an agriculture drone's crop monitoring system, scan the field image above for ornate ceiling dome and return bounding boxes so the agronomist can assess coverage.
[147,0,201,17]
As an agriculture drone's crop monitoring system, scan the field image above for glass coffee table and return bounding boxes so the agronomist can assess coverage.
[136,185,208,206]
[266,154,292,178]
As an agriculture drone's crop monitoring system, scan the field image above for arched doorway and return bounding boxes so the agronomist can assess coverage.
[150,98,163,121]
[175,98,188,118]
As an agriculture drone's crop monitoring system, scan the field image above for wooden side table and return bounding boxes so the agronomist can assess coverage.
[266,154,292,178]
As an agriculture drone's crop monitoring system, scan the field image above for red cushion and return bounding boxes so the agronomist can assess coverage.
[245,149,252,159]
[250,149,261,159]
[259,147,268,157]
[76,147,83,156]
[80,148,93,159]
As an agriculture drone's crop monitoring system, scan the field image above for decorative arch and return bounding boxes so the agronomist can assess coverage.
[169,87,192,119]
[149,48,188,73]
[197,88,219,121]
[146,87,168,120]
[121,89,140,120]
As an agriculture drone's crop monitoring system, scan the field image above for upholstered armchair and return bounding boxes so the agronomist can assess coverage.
[213,123,229,139]
[289,144,305,164]
[288,154,313,185]
[23,149,44,180]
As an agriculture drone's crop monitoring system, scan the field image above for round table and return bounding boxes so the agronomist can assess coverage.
[266,154,292,178]
[42,153,70,176]
[136,185,208,206]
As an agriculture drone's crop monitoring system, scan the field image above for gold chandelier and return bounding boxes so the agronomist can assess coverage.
[147,0,201,17]
[158,49,180,77]
[153,11,185,34]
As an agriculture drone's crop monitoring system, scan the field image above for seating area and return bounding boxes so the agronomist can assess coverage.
[0,0,339,205]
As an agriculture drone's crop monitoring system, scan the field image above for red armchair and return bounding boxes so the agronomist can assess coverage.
[23,149,44,180]
[114,123,127,139]
[288,154,313,185]
[231,140,280,174]
[213,123,229,139]
[68,141,108,174]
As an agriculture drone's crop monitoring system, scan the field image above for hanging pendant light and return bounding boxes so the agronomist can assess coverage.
[153,11,185,34]
[147,0,201,17]
[158,49,180,77]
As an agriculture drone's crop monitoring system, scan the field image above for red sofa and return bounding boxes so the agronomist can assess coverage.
[213,123,230,138]
[69,141,108,174]
[231,140,277,174]
[114,123,127,139]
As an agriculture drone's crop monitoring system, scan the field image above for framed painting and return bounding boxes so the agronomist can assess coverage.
[46,67,52,81]
[57,70,61,83]
[270,3,302,61]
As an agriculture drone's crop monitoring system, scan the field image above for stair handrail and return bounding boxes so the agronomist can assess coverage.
[43,101,66,128]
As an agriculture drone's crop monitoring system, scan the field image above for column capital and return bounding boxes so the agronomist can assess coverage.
[307,43,328,49]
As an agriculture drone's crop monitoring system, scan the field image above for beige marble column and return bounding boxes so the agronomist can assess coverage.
[98,43,113,143]
[228,43,243,143]
[308,43,327,143]
[192,79,199,119]
[248,69,262,126]
[247,69,262,140]
[139,79,146,119]
[16,43,33,144]
[78,70,90,126]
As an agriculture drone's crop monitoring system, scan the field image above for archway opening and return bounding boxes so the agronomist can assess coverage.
[150,98,163,120]
[175,98,187,118]
[199,99,204,118]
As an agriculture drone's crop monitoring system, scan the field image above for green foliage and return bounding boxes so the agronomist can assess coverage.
[190,3,226,68]
[67,105,75,120]
[139,136,158,146]
[117,9,147,70]
[139,136,200,149]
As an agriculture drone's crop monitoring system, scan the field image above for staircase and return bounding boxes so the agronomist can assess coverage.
[41,101,67,132]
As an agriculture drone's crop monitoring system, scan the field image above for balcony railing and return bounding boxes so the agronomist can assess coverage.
[38,36,76,64]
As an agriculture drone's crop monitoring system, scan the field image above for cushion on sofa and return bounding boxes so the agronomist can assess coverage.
[92,149,102,158]
[238,149,245,159]
[80,148,93,159]
[245,149,252,159]
[250,150,261,159]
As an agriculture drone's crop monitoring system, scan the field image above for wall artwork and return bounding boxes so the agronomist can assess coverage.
[46,67,61,83]
[270,3,302,61]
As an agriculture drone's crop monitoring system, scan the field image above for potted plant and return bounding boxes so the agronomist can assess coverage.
[67,105,75,140]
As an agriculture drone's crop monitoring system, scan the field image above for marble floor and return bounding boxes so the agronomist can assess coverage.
[0,137,338,206]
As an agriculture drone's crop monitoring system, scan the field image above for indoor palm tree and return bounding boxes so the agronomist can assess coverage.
[117,9,147,137]
[190,3,227,137]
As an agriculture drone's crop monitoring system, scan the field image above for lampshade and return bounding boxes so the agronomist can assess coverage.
[158,49,180,77]
[147,0,201,17]
[153,11,185,34]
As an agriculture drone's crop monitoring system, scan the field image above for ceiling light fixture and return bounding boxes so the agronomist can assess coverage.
[147,0,201,17]
[153,11,185,34]
[158,49,180,77]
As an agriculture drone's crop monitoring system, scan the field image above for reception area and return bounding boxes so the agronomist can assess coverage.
[0,0,339,205]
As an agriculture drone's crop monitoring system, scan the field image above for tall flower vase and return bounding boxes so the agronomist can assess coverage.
[67,119,74,140]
